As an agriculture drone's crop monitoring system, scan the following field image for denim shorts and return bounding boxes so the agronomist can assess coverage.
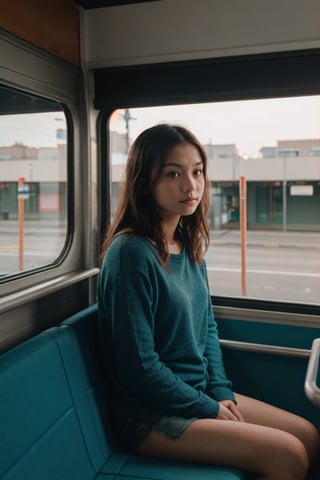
[122,415,197,449]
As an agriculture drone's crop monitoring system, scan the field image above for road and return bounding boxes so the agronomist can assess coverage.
[206,230,320,304]
[1,222,320,304]
[0,220,66,275]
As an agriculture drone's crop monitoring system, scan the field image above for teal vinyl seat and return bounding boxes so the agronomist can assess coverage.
[0,304,247,480]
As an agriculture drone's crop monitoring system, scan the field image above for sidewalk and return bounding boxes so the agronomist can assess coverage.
[211,229,320,250]
[0,219,67,236]
[1,220,320,250]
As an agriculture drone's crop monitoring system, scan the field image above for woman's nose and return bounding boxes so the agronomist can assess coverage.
[182,175,196,192]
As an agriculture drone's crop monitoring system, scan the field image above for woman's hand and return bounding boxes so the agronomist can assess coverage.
[217,400,244,421]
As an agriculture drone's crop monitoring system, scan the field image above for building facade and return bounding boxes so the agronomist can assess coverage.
[1,137,320,231]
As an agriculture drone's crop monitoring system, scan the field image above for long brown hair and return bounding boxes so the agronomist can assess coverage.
[100,123,210,265]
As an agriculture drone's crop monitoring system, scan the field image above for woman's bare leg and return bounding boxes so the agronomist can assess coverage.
[136,417,309,479]
[235,393,320,465]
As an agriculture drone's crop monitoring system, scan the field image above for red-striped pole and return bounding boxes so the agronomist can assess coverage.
[18,177,25,271]
[239,176,247,296]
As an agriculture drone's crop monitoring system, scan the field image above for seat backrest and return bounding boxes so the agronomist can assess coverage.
[0,331,97,480]
[48,304,115,469]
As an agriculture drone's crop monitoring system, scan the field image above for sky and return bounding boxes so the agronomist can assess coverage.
[0,112,66,149]
[110,95,320,158]
[1,96,320,158]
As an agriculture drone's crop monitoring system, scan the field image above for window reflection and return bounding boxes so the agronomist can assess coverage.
[0,85,67,277]
[109,99,320,304]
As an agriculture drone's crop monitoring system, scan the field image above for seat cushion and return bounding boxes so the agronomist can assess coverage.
[101,452,247,479]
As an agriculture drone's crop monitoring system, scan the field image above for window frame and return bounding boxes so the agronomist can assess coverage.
[0,84,75,283]
[97,49,320,316]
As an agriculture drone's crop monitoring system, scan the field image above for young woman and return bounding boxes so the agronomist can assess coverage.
[98,124,319,479]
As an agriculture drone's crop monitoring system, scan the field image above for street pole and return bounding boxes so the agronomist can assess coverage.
[239,176,247,296]
[282,156,287,232]
[18,177,25,271]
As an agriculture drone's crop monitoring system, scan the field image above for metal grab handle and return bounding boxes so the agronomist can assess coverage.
[304,338,320,407]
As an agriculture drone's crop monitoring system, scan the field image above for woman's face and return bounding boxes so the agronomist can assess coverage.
[152,143,205,223]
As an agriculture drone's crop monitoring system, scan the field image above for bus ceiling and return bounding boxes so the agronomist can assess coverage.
[75,0,160,8]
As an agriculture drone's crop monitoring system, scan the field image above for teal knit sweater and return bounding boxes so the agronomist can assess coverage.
[97,234,235,432]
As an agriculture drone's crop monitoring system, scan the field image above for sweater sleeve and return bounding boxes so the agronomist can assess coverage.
[104,261,221,419]
[204,291,236,403]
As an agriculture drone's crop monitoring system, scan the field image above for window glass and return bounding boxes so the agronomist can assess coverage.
[109,97,320,305]
[0,84,67,279]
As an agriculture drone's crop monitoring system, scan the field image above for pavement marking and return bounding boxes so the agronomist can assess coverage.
[207,267,320,278]
[0,245,18,251]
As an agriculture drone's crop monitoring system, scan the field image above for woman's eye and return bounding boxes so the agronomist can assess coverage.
[194,169,203,176]
[167,171,180,178]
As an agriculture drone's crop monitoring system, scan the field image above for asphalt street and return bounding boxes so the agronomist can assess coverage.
[1,221,319,304]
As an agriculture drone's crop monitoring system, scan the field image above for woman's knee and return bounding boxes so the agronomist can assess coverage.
[252,429,308,479]
[291,416,319,463]
[279,435,309,479]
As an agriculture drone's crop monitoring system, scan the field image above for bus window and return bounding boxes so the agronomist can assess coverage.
[0,84,67,279]
[109,97,320,305]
